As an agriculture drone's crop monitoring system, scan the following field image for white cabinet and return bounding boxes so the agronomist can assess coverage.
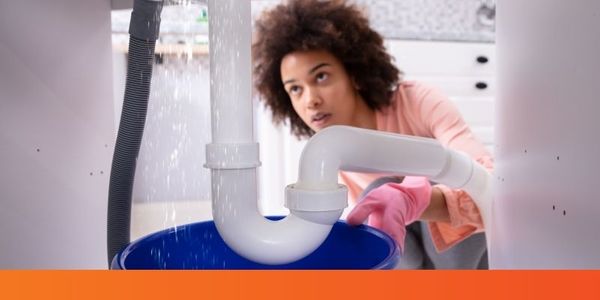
[386,40,495,77]
[386,40,496,152]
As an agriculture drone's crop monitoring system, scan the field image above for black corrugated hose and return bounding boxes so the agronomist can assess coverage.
[107,0,163,266]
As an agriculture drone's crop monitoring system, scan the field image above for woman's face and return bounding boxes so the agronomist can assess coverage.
[280,50,374,133]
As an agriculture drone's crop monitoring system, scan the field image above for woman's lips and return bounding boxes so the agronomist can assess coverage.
[311,113,332,128]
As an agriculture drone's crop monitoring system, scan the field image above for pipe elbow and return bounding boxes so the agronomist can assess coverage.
[297,125,449,186]
[214,211,343,265]
[209,169,347,265]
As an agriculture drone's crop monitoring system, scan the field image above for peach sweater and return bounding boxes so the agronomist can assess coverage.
[339,81,494,252]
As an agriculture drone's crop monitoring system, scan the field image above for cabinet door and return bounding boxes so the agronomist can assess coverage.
[386,40,495,76]
[387,40,496,152]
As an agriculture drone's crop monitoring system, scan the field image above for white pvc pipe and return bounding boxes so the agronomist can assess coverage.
[208,0,253,143]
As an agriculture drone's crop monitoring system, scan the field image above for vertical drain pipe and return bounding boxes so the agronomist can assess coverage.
[107,0,163,265]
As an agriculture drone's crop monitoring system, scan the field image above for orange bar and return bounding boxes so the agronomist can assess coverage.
[1,271,599,300]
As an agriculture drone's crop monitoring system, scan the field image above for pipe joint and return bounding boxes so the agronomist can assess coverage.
[285,184,348,212]
[432,150,474,188]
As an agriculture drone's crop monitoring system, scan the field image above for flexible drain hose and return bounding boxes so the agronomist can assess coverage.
[107,0,163,266]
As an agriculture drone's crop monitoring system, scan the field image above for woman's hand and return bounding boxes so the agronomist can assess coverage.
[346,177,432,252]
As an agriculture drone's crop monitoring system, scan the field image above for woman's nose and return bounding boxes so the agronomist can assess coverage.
[304,87,322,108]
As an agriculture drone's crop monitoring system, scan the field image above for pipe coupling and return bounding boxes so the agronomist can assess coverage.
[285,184,348,212]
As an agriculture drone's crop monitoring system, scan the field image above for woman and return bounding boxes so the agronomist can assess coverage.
[252,0,493,269]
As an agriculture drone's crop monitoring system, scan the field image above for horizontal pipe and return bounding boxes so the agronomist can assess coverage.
[297,125,492,228]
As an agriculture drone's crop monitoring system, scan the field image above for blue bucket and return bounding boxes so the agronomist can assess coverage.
[111,217,400,269]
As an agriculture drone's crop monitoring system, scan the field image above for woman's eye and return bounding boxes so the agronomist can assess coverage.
[289,86,301,95]
[316,72,328,82]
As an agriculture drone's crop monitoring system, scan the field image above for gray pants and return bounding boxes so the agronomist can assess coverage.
[397,221,488,269]
[361,176,488,270]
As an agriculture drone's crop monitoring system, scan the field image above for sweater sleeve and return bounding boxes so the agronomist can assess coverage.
[413,82,494,252]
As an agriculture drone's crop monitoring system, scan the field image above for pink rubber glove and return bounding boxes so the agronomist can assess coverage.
[346,176,432,252]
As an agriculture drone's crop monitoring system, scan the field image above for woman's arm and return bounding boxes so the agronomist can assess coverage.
[420,186,450,223]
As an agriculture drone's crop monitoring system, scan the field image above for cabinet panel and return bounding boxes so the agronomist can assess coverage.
[386,40,495,76]
[406,75,495,98]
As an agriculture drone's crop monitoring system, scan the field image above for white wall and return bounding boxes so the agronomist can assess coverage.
[492,0,600,268]
[0,0,114,268]
[251,0,495,43]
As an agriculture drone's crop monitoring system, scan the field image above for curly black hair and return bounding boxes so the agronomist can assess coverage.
[252,0,402,138]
